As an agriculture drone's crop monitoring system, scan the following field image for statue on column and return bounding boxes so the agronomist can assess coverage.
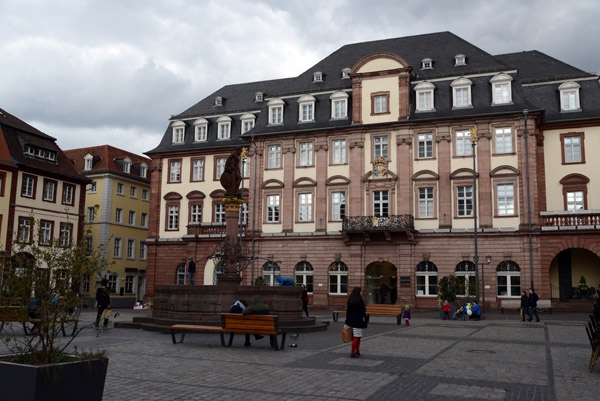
[220,148,242,197]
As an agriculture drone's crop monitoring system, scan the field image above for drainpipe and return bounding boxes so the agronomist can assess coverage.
[523,109,534,290]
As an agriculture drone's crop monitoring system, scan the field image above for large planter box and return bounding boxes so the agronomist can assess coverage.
[0,357,108,401]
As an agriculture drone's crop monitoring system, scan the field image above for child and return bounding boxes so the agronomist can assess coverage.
[442,300,451,320]
[403,305,411,326]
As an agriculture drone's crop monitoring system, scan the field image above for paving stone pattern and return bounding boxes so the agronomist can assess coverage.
[3,310,597,400]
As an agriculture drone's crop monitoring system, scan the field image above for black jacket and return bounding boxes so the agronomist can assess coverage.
[528,292,539,308]
[520,295,529,308]
[345,299,367,328]
[96,287,111,308]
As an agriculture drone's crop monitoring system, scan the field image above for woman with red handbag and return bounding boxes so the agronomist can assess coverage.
[345,287,368,358]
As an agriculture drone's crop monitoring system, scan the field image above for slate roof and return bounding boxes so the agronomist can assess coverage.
[147,32,600,155]
[64,145,151,184]
[0,107,89,183]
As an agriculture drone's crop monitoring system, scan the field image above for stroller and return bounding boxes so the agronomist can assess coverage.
[452,302,473,320]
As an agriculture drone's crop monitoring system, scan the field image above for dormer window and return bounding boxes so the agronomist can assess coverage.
[421,58,433,69]
[414,82,435,112]
[193,118,208,142]
[490,73,513,105]
[171,121,185,144]
[123,157,132,174]
[559,81,581,112]
[341,68,351,79]
[268,98,284,125]
[214,96,223,107]
[240,113,256,134]
[255,92,264,102]
[330,91,349,119]
[84,154,94,171]
[140,163,148,178]
[455,54,466,66]
[24,145,35,155]
[216,116,232,140]
[313,72,323,83]
[451,77,473,108]
[298,95,316,122]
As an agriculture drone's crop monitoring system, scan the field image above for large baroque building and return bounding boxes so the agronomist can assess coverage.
[0,107,88,271]
[144,32,600,309]
[64,146,151,307]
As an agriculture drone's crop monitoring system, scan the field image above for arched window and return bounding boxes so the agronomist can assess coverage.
[262,261,280,286]
[455,261,476,296]
[175,263,186,285]
[416,261,438,296]
[328,261,348,295]
[295,261,314,293]
[496,260,521,297]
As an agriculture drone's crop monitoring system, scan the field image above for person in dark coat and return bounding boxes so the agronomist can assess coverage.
[527,288,540,322]
[187,257,196,285]
[241,295,268,346]
[379,282,389,304]
[95,278,111,329]
[520,290,529,321]
[301,285,309,317]
[229,299,247,314]
[345,287,368,358]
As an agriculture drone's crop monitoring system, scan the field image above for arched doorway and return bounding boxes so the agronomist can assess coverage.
[550,248,600,301]
[365,261,397,304]
[175,263,186,285]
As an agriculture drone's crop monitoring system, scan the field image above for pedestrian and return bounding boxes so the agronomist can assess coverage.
[520,290,529,322]
[379,282,389,304]
[527,288,540,322]
[403,305,412,326]
[301,285,309,317]
[187,257,196,285]
[345,287,368,358]
[469,299,481,321]
[442,300,451,320]
[95,278,111,330]
[229,299,247,314]
[242,295,269,346]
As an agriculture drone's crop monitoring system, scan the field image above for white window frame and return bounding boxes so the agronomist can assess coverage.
[495,127,512,154]
[417,133,433,158]
[84,154,93,171]
[139,241,147,260]
[43,180,55,201]
[374,95,388,113]
[328,261,348,295]
[115,208,123,223]
[262,261,281,287]
[454,54,466,66]
[298,193,312,222]
[124,275,135,294]
[330,91,349,119]
[332,139,347,164]
[331,191,346,221]
[116,182,125,195]
[88,181,97,193]
[39,221,52,246]
[455,261,476,297]
[268,98,284,125]
[190,204,202,223]
[217,116,231,140]
[266,195,280,222]
[374,136,388,159]
[490,73,513,105]
[312,71,323,82]
[267,145,281,169]
[455,130,473,156]
[108,274,119,294]
[418,187,434,218]
[126,238,136,259]
[215,204,225,223]
[298,95,316,123]
[414,82,435,112]
[59,223,71,247]
[215,157,226,179]
[299,142,313,166]
[128,210,136,225]
[194,118,208,142]
[239,203,248,225]
[421,58,433,69]
[373,190,389,218]
[87,206,95,222]
[295,262,314,293]
[558,81,581,112]
[168,205,179,230]
[240,113,255,134]
[171,121,185,144]
[113,237,122,258]
[62,184,74,205]
[130,186,137,198]
[451,77,473,108]
[140,163,148,178]
[457,185,473,217]
[192,159,204,181]
[22,175,35,198]
[496,261,521,297]
[416,261,438,296]
[566,190,584,211]
[142,189,150,201]
[497,184,515,215]
[123,157,132,174]
[170,160,181,182]
[141,213,148,227]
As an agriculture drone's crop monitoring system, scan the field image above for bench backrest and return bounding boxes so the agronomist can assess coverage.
[537,300,552,307]
[221,313,279,332]
[500,300,521,307]
[367,304,403,310]
[0,306,28,321]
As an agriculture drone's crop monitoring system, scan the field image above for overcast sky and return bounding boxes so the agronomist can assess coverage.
[1,0,598,156]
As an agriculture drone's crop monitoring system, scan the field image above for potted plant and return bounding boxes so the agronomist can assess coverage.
[0,223,110,401]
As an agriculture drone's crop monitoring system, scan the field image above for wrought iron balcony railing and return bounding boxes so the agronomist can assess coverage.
[342,215,414,232]
[540,210,600,229]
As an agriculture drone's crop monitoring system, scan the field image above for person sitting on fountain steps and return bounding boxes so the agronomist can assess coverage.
[242,295,270,347]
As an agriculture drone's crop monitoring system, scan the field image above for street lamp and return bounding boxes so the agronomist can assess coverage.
[469,127,480,304]
[479,255,492,315]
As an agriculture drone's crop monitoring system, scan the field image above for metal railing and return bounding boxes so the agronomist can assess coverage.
[342,215,414,232]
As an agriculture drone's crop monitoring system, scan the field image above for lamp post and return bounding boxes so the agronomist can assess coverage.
[469,127,480,303]
[480,255,492,315]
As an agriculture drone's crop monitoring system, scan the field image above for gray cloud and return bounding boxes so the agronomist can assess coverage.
[1,0,598,155]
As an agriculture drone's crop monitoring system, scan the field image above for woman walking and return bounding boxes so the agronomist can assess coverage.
[520,290,529,322]
[345,287,368,358]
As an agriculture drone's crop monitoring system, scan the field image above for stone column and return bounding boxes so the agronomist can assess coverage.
[218,195,244,286]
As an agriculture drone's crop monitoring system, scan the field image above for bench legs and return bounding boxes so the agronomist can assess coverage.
[396,315,401,325]
[61,321,78,337]
[332,312,338,322]
[171,329,186,344]
[221,332,286,350]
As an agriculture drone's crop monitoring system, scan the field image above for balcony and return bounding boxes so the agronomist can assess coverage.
[342,215,414,241]
[187,223,248,236]
[540,210,600,230]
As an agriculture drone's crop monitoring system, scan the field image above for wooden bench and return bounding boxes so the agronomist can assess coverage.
[500,299,552,314]
[333,304,404,325]
[0,306,79,337]
[170,313,287,350]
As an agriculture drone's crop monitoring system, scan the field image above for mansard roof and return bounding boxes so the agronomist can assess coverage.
[147,32,600,155]
[64,145,151,183]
